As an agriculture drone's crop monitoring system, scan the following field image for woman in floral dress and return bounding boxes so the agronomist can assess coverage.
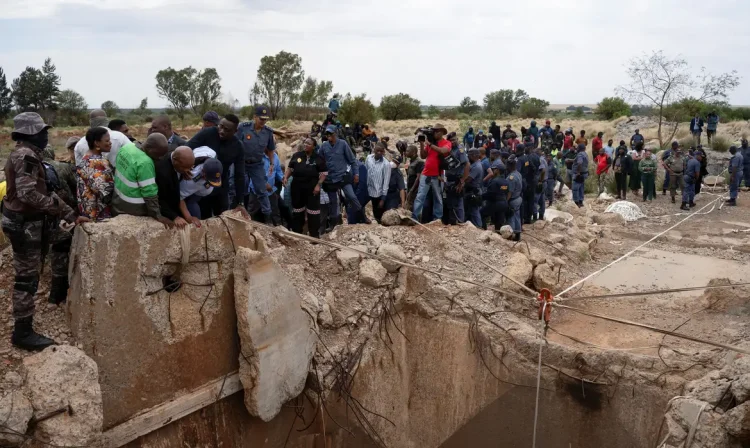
[77,127,114,221]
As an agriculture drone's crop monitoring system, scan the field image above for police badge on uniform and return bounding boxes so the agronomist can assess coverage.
[297,158,302,163]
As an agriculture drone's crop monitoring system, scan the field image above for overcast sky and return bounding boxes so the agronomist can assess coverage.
[1,0,748,109]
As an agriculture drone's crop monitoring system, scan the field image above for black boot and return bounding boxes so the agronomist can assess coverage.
[726,199,737,206]
[680,202,690,211]
[662,189,666,195]
[48,276,69,305]
[513,233,521,242]
[671,196,675,204]
[11,317,55,352]
[689,202,696,208]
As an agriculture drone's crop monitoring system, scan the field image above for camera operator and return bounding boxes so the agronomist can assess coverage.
[412,123,451,222]
[442,134,470,225]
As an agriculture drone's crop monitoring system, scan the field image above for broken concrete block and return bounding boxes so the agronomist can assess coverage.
[233,248,315,422]
[725,401,750,441]
[504,252,533,286]
[377,244,407,273]
[359,259,387,287]
[336,249,361,270]
[0,390,32,446]
[684,372,730,405]
[591,212,626,226]
[22,346,103,447]
[533,263,558,291]
[732,374,750,404]
[499,225,514,239]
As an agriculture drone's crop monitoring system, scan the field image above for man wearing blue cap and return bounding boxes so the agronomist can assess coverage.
[682,151,701,210]
[571,143,589,207]
[464,149,484,227]
[202,111,220,129]
[506,156,523,241]
[318,124,362,227]
[178,146,223,224]
[236,106,276,223]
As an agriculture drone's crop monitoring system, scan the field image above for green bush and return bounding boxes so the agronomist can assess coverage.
[711,135,731,152]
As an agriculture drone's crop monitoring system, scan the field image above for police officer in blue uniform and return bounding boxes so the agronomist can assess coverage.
[236,106,276,223]
[506,156,523,241]
[572,144,589,207]
[682,151,701,210]
[727,145,743,206]
[481,160,510,231]
[443,136,469,225]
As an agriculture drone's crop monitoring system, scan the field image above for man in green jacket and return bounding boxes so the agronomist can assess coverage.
[639,149,658,202]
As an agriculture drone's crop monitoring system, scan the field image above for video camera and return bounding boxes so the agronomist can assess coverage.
[415,126,437,145]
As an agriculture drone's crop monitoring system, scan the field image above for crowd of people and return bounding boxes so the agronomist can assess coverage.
[3,101,748,352]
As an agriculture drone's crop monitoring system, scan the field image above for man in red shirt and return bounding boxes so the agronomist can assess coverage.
[591,132,604,160]
[412,123,451,221]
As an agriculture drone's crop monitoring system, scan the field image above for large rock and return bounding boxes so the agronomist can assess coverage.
[726,401,750,441]
[732,373,750,403]
[544,209,574,224]
[380,208,412,227]
[233,248,315,422]
[377,244,407,273]
[504,252,533,287]
[703,175,725,187]
[684,372,730,405]
[360,259,387,287]
[22,346,103,447]
[592,212,627,226]
[336,248,361,270]
[0,391,32,446]
[533,263,558,291]
[499,225,514,239]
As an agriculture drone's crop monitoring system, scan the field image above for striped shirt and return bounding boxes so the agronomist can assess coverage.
[111,142,158,215]
[365,155,391,198]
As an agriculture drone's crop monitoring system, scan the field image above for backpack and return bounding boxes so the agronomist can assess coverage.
[42,161,61,194]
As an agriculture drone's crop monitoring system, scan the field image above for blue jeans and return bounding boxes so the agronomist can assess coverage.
[465,197,482,227]
[682,177,695,203]
[184,195,202,219]
[413,176,443,221]
[329,183,361,219]
[535,190,546,219]
[245,162,271,216]
[509,197,522,234]
[573,177,586,203]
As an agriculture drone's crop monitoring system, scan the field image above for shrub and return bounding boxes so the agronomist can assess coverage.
[711,135,731,152]
[596,97,631,120]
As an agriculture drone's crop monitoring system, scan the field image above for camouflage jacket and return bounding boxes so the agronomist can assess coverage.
[3,142,75,222]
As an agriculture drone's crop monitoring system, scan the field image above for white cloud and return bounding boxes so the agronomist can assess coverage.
[0,0,748,107]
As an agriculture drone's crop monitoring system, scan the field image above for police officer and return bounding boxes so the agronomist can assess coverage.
[727,146,743,206]
[660,143,674,195]
[544,152,558,207]
[740,138,750,191]
[663,145,685,204]
[682,151,701,210]
[237,105,276,223]
[506,156,523,241]
[694,145,708,195]
[519,144,540,224]
[464,148,484,227]
[3,113,88,351]
[481,160,510,231]
[443,135,469,225]
[572,143,589,207]
[534,147,548,221]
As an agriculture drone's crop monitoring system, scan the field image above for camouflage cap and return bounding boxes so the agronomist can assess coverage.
[13,112,51,136]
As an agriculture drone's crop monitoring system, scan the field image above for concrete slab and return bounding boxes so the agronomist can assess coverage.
[233,248,315,422]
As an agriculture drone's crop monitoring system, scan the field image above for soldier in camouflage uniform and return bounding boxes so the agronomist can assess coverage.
[42,140,79,305]
[3,113,87,351]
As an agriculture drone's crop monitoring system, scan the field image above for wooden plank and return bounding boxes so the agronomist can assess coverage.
[102,372,243,447]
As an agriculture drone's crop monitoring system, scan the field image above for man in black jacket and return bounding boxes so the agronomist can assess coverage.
[187,114,246,217]
[156,146,195,228]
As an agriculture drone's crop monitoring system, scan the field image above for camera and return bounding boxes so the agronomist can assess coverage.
[415,127,437,145]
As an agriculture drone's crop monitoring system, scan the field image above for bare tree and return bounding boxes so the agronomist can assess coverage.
[617,51,739,149]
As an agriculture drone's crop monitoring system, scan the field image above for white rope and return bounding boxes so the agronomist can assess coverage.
[531,303,547,448]
[557,195,722,299]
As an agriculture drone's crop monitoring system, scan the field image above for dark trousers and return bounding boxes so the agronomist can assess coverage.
[2,216,43,320]
[482,201,509,230]
[291,182,321,238]
[199,187,229,218]
[662,170,670,192]
[522,184,535,222]
[615,173,628,198]
[370,196,386,223]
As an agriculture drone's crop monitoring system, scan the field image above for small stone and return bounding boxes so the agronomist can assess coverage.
[359,259,387,287]
[422,256,430,263]
[366,234,382,248]
[499,225,514,239]
[336,249,361,270]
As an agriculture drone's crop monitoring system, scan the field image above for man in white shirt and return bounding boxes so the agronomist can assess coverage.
[74,109,130,167]
[365,143,391,223]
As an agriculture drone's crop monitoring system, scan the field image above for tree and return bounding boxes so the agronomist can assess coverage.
[11,67,44,111]
[457,97,481,115]
[101,100,120,117]
[483,89,528,116]
[426,105,440,118]
[56,89,88,126]
[378,93,422,120]
[596,97,631,120]
[0,68,12,120]
[189,68,222,116]
[297,77,334,119]
[39,58,60,113]
[617,50,740,149]
[252,51,305,119]
[338,93,376,125]
[573,107,585,118]
[518,98,549,118]
[315,81,333,108]
[155,67,193,123]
